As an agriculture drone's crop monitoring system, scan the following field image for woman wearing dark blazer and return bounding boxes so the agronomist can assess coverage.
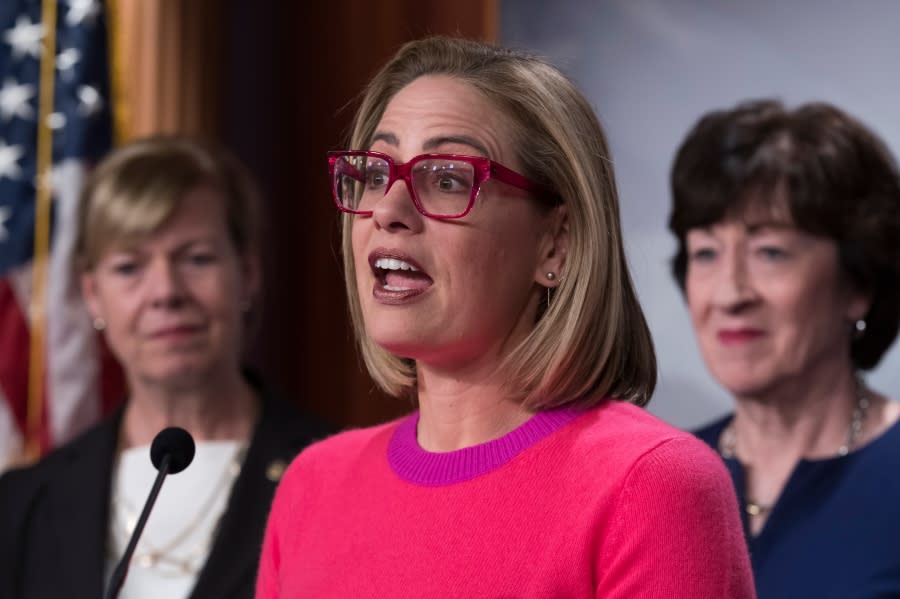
[0,137,327,599]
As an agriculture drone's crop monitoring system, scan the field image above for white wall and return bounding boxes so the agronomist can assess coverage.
[501,0,900,429]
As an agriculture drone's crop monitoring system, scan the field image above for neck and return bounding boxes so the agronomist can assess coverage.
[121,368,259,448]
[731,367,860,465]
[414,364,534,452]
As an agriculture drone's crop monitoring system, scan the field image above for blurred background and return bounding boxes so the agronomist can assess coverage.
[502,0,900,429]
[1,0,898,470]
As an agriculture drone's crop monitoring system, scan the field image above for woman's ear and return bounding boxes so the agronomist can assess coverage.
[80,271,102,321]
[846,286,874,325]
[535,205,569,287]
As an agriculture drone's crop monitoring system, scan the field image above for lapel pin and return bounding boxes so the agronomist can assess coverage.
[266,460,287,482]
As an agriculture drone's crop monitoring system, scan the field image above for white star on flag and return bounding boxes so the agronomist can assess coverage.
[57,48,82,78]
[0,206,10,242]
[46,112,66,130]
[77,84,103,116]
[65,0,101,27]
[0,0,121,479]
[3,15,45,60]
[0,79,35,122]
[0,140,24,181]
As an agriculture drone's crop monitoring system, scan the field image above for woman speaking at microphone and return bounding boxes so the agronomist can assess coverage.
[255,36,754,598]
[0,137,326,599]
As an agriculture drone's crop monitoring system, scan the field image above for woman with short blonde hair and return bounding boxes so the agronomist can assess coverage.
[344,37,656,409]
[0,137,326,599]
[257,37,753,598]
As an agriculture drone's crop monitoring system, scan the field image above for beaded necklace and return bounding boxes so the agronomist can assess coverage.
[719,391,870,518]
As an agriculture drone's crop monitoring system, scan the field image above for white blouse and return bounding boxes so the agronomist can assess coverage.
[104,440,244,599]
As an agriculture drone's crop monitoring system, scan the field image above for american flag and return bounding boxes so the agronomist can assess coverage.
[0,0,122,472]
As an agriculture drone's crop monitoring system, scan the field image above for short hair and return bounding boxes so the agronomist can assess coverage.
[341,36,656,409]
[76,136,261,271]
[669,99,900,369]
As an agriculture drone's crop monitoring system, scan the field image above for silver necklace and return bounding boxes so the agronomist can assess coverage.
[719,390,870,518]
[109,444,246,576]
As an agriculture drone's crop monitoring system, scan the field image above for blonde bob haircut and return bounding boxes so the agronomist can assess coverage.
[343,36,656,410]
[76,136,260,271]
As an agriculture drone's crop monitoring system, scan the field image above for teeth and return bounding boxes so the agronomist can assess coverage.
[384,284,410,292]
[374,257,419,272]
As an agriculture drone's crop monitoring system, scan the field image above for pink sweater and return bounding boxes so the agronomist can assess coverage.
[256,400,755,598]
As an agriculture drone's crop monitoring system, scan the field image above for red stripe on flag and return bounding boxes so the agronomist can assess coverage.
[0,276,50,454]
[0,277,30,438]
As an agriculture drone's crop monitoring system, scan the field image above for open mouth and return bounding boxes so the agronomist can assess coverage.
[369,252,433,295]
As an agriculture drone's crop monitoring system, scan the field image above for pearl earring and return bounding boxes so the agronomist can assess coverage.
[855,319,867,338]
[546,272,556,281]
[93,318,106,331]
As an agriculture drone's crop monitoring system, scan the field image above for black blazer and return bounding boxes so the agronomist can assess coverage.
[0,391,329,599]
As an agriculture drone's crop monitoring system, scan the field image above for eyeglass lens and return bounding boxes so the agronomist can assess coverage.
[334,154,477,217]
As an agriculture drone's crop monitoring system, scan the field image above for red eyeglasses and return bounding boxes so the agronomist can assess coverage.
[327,150,542,219]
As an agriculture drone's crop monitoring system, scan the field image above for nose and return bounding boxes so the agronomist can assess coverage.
[711,251,756,311]
[370,177,424,233]
[146,258,186,309]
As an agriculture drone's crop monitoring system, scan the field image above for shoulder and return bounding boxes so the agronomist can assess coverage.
[265,416,406,525]
[851,414,900,479]
[0,417,115,494]
[568,400,714,457]
[0,416,115,537]
[279,415,407,486]
[562,400,732,493]
[584,405,753,596]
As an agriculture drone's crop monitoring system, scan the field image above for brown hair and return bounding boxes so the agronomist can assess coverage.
[76,136,260,270]
[341,36,656,409]
[669,99,900,369]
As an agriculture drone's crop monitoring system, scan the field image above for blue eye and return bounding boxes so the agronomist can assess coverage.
[187,252,216,266]
[111,262,139,276]
[689,248,717,262]
[757,247,787,261]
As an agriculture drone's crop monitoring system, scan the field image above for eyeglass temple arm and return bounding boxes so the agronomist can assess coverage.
[490,161,543,193]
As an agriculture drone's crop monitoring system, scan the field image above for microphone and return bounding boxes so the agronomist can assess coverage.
[104,427,196,599]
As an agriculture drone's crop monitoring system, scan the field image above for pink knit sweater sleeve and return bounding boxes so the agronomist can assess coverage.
[255,474,286,599]
[596,437,756,599]
[255,452,309,599]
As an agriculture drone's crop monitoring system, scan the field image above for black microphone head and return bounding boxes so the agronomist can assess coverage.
[150,427,195,474]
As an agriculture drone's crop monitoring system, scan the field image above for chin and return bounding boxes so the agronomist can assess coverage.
[141,359,218,389]
[364,316,435,352]
[366,332,426,360]
[711,367,779,399]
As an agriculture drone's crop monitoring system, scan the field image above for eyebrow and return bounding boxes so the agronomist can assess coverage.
[743,221,794,234]
[371,132,399,147]
[689,220,794,236]
[370,132,491,158]
[422,135,490,157]
[106,236,218,256]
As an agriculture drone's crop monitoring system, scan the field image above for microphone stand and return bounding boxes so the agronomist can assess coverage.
[104,453,172,599]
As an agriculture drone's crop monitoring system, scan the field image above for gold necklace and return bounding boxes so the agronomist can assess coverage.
[109,444,246,576]
[718,390,870,518]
